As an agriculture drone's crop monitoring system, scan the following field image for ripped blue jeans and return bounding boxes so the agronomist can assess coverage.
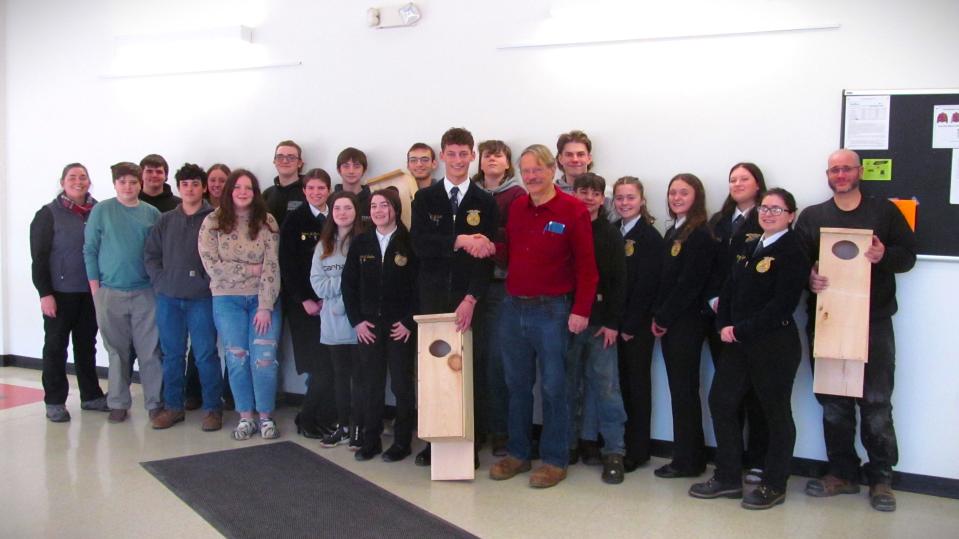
[566,324,627,456]
[212,295,282,414]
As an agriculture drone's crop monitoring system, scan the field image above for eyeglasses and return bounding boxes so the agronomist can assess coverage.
[274,154,300,163]
[408,156,432,164]
[758,205,790,216]
[826,165,860,175]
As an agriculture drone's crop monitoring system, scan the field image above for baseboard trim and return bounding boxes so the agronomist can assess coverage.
[3,353,133,382]
[4,353,957,499]
[648,439,959,499]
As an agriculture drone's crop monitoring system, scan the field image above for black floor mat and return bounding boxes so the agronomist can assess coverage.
[142,441,478,539]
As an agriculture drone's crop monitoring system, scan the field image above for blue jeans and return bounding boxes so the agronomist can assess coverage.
[156,294,222,411]
[499,295,571,468]
[212,295,282,415]
[567,325,627,456]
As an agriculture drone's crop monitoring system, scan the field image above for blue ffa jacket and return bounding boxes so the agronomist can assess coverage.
[342,227,418,330]
[717,230,810,342]
[410,180,497,313]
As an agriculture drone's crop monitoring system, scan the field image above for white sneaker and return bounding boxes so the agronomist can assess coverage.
[260,418,280,439]
[232,418,258,441]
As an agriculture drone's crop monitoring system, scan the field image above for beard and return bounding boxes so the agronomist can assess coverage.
[828,176,860,193]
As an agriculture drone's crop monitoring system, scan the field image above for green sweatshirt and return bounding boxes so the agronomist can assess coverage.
[83,198,160,290]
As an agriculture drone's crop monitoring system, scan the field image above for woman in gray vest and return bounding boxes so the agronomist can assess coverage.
[30,163,109,422]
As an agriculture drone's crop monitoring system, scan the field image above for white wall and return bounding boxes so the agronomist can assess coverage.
[4,0,958,479]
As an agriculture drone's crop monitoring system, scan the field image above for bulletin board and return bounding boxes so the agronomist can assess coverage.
[840,89,959,257]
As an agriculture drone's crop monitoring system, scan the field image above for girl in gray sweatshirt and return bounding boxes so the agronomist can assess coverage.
[310,191,364,448]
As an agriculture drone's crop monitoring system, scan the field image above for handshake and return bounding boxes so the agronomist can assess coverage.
[455,234,496,258]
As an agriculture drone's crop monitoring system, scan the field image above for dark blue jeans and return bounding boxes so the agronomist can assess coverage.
[499,295,571,468]
[156,293,222,411]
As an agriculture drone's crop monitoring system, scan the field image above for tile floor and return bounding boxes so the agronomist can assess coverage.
[1,366,957,538]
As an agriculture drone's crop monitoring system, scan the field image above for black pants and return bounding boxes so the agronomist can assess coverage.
[660,310,707,473]
[813,317,898,485]
[618,318,655,464]
[707,321,769,470]
[285,299,334,427]
[711,324,800,490]
[469,301,488,438]
[328,344,361,427]
[357,319,414,450]
[42,292,104,405]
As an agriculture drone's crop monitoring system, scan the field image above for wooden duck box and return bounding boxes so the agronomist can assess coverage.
[813,227,872,397]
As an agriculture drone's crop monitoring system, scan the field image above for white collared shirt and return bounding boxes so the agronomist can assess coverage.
[621,216,640,236]
[309,204,328,218]
[759,228,789,249]
[443,177,471,199]
[375,226,397,261]
[674,216,687,229]
[732,206,752,224]
[443,177,470,221]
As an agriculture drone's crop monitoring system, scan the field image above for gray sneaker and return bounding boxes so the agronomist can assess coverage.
[46,404,71,423]
[80,396,110,412]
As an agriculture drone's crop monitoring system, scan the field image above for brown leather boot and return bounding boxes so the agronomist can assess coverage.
[529,464,567,488]
[489,456,532,480]
[151,409,185,429]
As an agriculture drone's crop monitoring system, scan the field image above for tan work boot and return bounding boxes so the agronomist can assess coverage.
[201,410,223,432]
[869,483,896,512]
[805,474,861,497]
[489,456,532,481]
[529,464,567,488]
[151,409,185,430]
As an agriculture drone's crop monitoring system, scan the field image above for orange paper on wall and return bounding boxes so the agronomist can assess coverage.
[890,198,917,231]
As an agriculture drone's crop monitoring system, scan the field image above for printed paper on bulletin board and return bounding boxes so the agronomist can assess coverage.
[863,159,892,181]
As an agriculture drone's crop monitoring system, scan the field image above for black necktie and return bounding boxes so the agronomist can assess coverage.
[731,213,745,238]
[753,239,764,257]
[450,186,460,216]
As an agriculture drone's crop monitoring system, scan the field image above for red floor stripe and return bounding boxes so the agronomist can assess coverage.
[0,383,46,409]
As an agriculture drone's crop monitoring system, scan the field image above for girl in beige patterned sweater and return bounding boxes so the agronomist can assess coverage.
[198,169,282,441]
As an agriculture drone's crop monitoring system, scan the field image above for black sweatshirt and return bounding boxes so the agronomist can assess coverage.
[588,210,627,328]
[794,195,916,320]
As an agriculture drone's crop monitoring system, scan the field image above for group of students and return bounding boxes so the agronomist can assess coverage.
[31,128,915,513]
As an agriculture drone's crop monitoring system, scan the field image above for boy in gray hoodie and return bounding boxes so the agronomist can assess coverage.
[144,163,223,431]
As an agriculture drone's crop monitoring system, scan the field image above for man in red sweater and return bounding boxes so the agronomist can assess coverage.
[488,144,598,488]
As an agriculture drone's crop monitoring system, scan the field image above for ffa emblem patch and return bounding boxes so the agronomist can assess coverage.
[466,210,481,226]
[755,256,774,273]
[625,239,635,257]
[394,253,408,267]
[671,241,682,257]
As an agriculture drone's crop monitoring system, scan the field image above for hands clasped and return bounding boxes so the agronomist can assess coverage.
[455,234,495,258]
